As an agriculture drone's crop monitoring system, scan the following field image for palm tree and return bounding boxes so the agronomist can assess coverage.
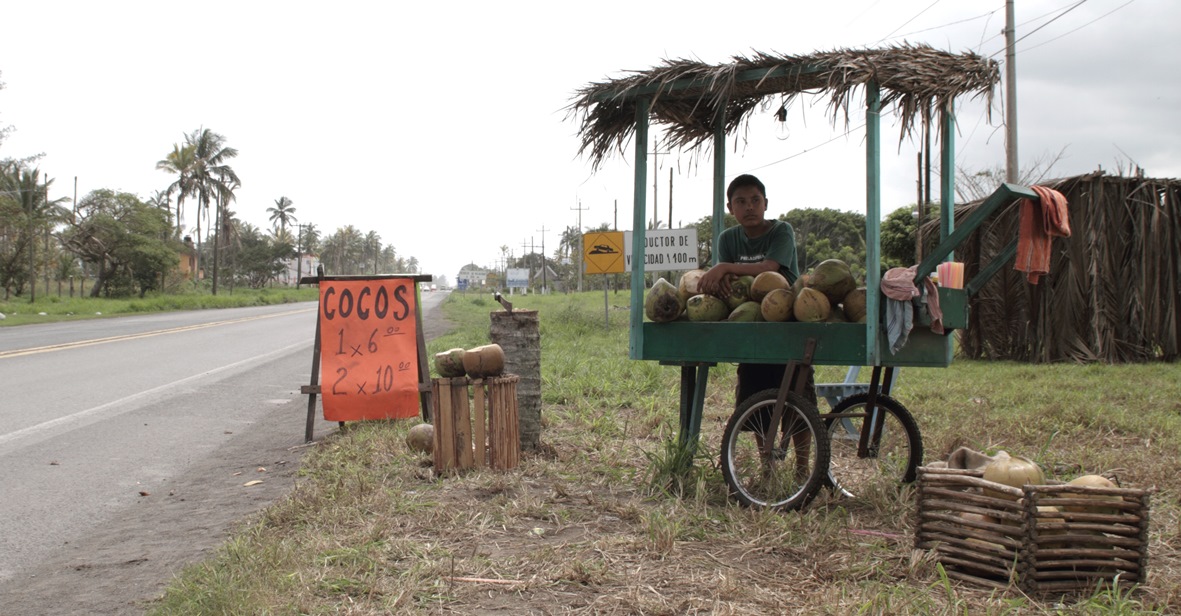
[156,143,196,238]
[364,231,382,274]
[211,175,239,294]
[267,196,297,236]
[10,167,68,300]
[185,127,239,291]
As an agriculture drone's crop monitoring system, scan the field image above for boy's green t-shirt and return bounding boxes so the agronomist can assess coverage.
[716,219,800,284]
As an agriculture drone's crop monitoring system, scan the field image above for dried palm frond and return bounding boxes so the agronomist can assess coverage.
[568,44,999,168]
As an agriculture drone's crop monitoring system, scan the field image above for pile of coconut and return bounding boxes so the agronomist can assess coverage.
[645,258,868,323]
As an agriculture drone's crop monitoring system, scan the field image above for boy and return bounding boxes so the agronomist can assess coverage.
[699,174,816,409]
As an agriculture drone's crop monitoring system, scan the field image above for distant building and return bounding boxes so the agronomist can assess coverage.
[279,253,321,285]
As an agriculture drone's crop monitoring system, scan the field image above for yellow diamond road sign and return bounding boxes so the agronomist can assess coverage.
[583,231,625,274]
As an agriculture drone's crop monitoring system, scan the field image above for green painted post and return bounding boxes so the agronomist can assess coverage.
[940,101,956,253]
[711,111,726,262]
[629,97,651,360]
[864,81,882,366]
[940,101,956,365]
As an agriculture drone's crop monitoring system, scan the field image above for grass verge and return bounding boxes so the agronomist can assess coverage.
[0,287,319,327]
[150,290,1181,615]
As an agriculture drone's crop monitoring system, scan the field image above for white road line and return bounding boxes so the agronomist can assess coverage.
[0,341,310,448]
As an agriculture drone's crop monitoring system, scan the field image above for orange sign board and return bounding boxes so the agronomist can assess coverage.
[318,278,419,421]
[583,231,625,274]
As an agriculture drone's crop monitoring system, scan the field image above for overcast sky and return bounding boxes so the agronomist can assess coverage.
[1,0,1176,283]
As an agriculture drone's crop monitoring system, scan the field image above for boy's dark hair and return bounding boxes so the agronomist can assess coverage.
[727,174,766,201]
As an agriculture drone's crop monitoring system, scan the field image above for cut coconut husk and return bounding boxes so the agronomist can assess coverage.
[434,348,467,377]
[760,288,795,322]
[982,455,1044,500]
[644,277,683,322]
[677,270,707,304]
[462,344,506,378]
[1063,475,1121,515]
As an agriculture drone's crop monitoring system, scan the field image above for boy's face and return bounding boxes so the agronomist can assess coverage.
[727,185,769,233]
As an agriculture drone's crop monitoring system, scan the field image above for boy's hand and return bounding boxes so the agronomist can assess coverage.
[698,266,732,297]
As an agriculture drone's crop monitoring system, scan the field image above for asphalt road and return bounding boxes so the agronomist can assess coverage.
[0,291,451,614]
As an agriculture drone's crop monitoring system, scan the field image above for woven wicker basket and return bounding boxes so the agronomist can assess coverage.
[915,465,1152,594]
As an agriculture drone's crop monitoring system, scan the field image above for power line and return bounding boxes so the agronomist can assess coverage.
[990,0,1089,58]
[741,123,867,174]
[874,0,944,44]
[976,0,1090,50]
[1020,0,1136,53]
[880,7,1001,44]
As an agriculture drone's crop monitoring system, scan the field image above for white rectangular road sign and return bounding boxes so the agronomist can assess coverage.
[623,228,699,272]
[506,268,530,288]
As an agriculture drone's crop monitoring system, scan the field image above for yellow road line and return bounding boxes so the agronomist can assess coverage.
[0,307,314,359]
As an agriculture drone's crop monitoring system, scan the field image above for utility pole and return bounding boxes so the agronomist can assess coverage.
[1004,0,1019,183]
[571,198,589,292]
[296,224,303,288]
[649,136,668,229]
[537,226,549,294]
[668,168,674,230]
[521,238,531,293]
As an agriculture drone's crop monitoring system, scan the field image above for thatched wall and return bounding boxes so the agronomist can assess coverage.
[950,172,1181,363]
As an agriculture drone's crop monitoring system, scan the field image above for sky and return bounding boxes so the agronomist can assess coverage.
[1,0,1177,284]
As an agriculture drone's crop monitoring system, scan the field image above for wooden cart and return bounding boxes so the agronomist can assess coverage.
[571,47,1041,509]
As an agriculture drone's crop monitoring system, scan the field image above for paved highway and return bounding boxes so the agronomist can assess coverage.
[0,291,449,613]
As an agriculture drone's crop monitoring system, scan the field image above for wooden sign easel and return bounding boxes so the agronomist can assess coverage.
[299,265,434,442]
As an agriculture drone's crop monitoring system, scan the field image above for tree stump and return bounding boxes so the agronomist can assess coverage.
[490,309,541,451]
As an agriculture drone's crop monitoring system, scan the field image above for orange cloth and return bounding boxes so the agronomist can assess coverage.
[1015,185,1071,284]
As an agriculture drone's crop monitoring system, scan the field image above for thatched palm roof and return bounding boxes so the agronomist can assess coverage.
[569,44,1000,167]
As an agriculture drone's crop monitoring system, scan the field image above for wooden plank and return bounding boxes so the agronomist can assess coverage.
[433,379,454,472]
[473,379,486,467]
[454,380,474,469]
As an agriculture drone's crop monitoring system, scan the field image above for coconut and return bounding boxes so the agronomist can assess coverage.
[686,294,729,322]
[1064,475,1121,515]
[843,287,868,323]
[760,288,795,322]
[808,259,857,305]
[462,344,506,378]
[791,273,811,295]
[982,455,1044,500]
[434,348,467,377]
[825,305,848,323]
[725,275,755,309]
[677,270,707,304]
[406,423,434,454]
[727,301,762,322]
[644,277,683,322]
[793,287,831,322]
[749,271,789,302]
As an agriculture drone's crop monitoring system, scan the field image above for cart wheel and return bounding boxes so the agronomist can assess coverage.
[822,393,922,498]
[721,389,830,511]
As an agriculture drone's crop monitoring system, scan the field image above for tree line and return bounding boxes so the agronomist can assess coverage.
[487,204,928,293]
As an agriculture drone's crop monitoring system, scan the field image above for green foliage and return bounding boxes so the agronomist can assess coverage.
[880,205,919,269]
[60,189,177,298]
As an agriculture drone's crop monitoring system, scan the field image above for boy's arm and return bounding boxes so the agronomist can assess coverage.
[699,259,782,296]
